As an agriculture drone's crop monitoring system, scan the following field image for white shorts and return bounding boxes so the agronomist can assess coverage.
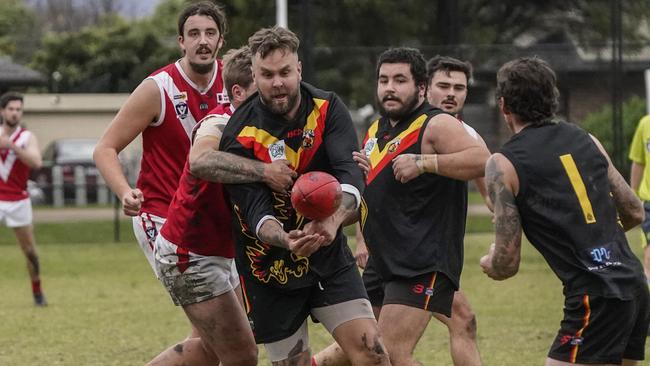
[0,198,32,227]
[154,234,239,306]
[264,298,374,362]
[132,212,165,275]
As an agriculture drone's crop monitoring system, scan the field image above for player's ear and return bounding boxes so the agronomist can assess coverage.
[498,97,510,114]
[297,61,302,80]
[178,35,186,54]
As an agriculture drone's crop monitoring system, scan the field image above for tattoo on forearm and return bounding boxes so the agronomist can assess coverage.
[610,170,643,230]
[192,151,266,183]
[259,221,288,249]
[486,158,521,278]
[338,193,360,226]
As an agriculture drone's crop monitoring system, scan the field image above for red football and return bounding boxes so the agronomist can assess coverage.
[291,171,342,220]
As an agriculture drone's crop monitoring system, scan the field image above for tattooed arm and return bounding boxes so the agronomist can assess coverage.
[188,118,296,192]
[590,135,644,230]
[257,218,325,257]
[480,153,522,280]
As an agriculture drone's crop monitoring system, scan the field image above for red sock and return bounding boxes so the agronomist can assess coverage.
[31,280,41,295]
[312,357,317,366]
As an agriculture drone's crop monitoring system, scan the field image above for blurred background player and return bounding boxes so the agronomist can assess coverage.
[629,114,650,283]
[0,92,45,306]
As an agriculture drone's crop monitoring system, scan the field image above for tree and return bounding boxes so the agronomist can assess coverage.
[0,0,40,63]
[581,95,647,174]
[30,15,177,92]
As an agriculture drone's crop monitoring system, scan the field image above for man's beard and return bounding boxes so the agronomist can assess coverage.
[377,91,420,121]
[261,89,300,116]
[189,60,214,75]
[2,117,18,128]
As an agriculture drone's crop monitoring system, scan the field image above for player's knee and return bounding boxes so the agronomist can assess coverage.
[451,301,478,337]
[272,349,311,366]
[348,331,390,365]
[219,344,257,366]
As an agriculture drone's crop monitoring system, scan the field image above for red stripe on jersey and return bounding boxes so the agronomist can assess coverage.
[366,128,421,184]
[296,100,328,173]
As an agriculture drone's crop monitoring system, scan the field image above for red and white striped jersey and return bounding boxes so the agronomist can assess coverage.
[136,59,228,218]
[0,127,32,201]
[160,106,234,257]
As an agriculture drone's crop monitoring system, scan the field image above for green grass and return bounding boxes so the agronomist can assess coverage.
[0,221,647,365]
[0,219,133,245]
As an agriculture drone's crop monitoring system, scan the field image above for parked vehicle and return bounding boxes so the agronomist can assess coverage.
[31,138,101,204]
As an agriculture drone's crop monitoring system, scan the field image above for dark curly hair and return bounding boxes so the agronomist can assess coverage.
[376,48,427,89]
[0,91,23,108]
[426,55,473,86]
[496,57,559,124]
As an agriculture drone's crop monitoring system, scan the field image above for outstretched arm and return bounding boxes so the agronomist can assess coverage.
[480,153,522,280]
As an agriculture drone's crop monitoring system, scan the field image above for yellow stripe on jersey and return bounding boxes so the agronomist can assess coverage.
[239,125,300,167]
[360,198,368,230]
[367,114,428,169]
[560,154,596,224]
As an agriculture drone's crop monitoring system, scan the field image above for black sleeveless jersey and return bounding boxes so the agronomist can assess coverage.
[361,102,467,288]
[500,121,645,299]
[220,82,364,290]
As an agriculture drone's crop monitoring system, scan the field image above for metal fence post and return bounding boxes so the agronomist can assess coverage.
[52,166,64,207]
[74,166,87,206]
[97,174,108,205]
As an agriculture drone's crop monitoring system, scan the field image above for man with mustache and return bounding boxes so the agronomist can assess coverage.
[0,92,45,306]
[219,26,390,366]
[95,1,230,275]
[358,48,488,365]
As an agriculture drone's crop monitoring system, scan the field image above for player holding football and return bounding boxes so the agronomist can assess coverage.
[219,26,390,366]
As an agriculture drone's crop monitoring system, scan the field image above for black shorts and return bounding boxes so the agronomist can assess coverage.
[548,284,649,364]
[362,263,455,317]
[239,263,368,344]
[362,258,384,308]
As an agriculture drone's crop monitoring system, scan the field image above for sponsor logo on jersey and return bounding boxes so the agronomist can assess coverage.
[173,92,187,101]
[199,102,209,110]
[217,92,229,104]
[302,129,315,149]
[175,102,188,119]
[363,138,377,157]
[287,128,303,138]
[268,140,287,161]
[387,138,401,153]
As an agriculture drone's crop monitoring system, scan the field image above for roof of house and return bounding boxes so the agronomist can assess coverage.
[0,58,46,87]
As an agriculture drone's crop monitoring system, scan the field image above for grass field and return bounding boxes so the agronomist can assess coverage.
[0,219,647,365]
